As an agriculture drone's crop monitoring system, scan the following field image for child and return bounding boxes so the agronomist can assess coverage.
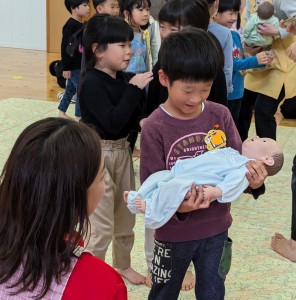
[79,14,153,284]
[58,0,90,120]
[143,0,216,290]
[126,136,283,229]
[93,0,120,16]
[121,0,158,73]
[244,1,280,48]
[207,0,234,95]
[214,0,273,125]
[0,118,127,299]
[140,27,267,299]
[145,0,228,120]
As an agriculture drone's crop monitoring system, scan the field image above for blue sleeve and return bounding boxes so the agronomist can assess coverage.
[232,31,265,71]
[233,55,263,71]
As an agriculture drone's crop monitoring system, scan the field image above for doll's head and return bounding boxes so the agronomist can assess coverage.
[257,1,274,20]
[242,136,284,176]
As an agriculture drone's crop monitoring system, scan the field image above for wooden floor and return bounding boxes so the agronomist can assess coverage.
[0,47,60,101]
[0,47,295,127]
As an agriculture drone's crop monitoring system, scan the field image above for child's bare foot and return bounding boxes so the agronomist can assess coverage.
[58,111,72,119]
[75,116,81,122]
[145,267,152,288]
[116,267,146,285]
[271,232,296,262]
[181,271,195,291]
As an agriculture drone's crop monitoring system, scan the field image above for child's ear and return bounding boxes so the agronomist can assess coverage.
[263,155,275,166]
[92,43,103,58]
[96,5,103,14]
[123,10,129,20]
[158,69,169,87]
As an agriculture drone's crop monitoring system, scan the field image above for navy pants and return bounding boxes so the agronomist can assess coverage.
[148,231,231,300]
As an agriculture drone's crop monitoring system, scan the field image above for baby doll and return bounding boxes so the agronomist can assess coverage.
[124,136,284,229]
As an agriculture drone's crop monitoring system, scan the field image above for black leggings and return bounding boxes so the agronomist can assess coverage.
[291,156,296,241]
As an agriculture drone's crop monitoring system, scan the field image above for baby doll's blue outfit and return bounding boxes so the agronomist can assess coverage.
[127,148,254,229]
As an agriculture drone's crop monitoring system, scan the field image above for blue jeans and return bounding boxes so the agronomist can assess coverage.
[148,230,231,300]
[58,69,81,117]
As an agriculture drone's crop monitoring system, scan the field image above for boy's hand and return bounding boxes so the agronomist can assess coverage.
[129,72,153,90]
[256,51,273,65]
[246,161,267,190]
[177,183,210,213]
[63,70,71,79]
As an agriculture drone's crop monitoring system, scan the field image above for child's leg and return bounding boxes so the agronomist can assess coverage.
[85,160,115,260]
[112,139,145,284]
[57,73,77,117]
[66,69,81,118]
[145,227,155,287]
[193,231,229,300]
[148,240,194,300]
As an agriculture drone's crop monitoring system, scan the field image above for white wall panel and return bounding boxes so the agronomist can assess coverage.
[0,0,46,50]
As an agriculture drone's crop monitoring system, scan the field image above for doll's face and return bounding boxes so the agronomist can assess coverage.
[242,136,280,160]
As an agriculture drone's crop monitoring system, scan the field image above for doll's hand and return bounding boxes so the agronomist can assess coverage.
[246,161,267,190]
[203,186,220,202]
[177,183,210,213]
[129,72,153,89]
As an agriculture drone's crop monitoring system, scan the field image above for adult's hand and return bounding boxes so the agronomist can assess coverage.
[287,42,296,62]
[257,23,280,36]
[280,19,296,35]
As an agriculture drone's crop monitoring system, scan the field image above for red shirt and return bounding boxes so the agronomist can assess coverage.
[63,253,127,300]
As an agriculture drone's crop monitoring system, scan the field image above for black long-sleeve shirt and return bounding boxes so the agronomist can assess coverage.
[61,18,83,71]
[79,68,145,140]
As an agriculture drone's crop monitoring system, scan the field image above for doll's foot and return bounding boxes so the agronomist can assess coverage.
[117,267,146,285]
[271,232,296,262]
[181,271,195,291]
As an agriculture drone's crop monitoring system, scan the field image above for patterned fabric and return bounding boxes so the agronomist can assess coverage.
[0,258,78,299]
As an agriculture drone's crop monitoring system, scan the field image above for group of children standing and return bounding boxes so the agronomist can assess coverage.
[55,0,290,299]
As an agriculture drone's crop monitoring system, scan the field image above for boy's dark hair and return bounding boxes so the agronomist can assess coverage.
[65,0,89,13]
[92,0,106,9]
[218,0,241,29]
[0,118,102,299]
[207,0,215,7]
[217,0,240,13]
[257,1,274,20]
[159,27,223,84]
[158,0,209,30]
[119,0,151,30]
